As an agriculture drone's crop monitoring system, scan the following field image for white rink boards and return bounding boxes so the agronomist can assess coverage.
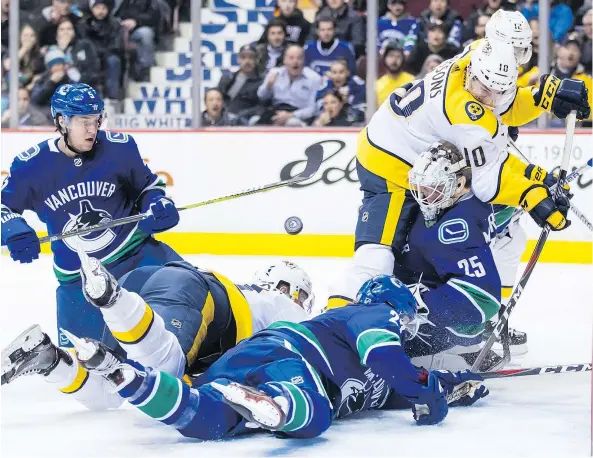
[1,255,591,458]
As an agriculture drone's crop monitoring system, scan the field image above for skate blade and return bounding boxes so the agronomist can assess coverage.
[212,382,284,429]
[1,325,44,382]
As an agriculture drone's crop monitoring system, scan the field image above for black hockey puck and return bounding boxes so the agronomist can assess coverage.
[284,216,303,235]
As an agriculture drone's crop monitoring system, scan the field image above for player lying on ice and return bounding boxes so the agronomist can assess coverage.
[1,260,313,411]
[19,273,489,439]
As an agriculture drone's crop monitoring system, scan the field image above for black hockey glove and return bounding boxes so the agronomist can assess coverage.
[533,74,591,120]
[508,126,519,142]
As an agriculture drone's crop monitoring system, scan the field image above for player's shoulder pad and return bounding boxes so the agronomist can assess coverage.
[442,50,498,138]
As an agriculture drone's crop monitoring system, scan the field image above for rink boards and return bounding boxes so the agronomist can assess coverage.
[1,129,591,262]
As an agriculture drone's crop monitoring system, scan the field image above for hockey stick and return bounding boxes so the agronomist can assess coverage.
[509,141,593,232]
[471,112,577,372]
[447,362,591,403]
[37,144,324,245]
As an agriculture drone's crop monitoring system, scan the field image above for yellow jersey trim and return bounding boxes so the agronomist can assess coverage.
[210,271,253,344]
[112,303,155,344]
[185,291,216,366]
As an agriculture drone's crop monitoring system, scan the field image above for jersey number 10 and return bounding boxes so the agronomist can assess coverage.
[464,146,486,167]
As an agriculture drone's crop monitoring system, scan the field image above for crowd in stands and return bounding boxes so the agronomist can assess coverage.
[1,0,592,128]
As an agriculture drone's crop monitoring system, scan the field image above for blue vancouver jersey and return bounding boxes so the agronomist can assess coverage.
[1,131,165,281]
[304,39,356,76]
[316,76,366,114]
[393,193,501,338]
[377,17,418,50]
[254,303,423,419]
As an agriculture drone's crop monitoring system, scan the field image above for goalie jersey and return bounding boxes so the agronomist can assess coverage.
[359,47,544,206]
[393,193,501,344]
[1,131,164,281]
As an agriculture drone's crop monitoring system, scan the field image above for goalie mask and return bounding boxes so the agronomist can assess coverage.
[408,141,472,227]
[253,261,314,312]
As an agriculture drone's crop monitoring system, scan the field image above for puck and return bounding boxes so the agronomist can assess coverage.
[284,216,303,235]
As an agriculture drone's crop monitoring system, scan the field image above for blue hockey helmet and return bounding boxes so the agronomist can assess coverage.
[356,275,419,337]
[50,83,104,121]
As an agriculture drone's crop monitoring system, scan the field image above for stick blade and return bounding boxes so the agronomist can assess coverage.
[295,143,324,181]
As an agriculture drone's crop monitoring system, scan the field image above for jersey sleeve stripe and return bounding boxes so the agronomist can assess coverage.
[185,291,216,366]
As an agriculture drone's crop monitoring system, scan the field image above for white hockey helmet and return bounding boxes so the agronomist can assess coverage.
[466,39,518,109]
[253,261,314,311]
[408,141,471,226]
[485,9,533,64]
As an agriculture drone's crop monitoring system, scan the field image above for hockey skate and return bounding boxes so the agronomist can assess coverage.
[460,347,505,372]
[1,324,65,385]
[483,321,528,356]
[77,245,120,308]
[211,381,287,430]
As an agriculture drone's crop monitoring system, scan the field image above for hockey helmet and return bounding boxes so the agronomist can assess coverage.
[253,261,314,311]
[356,275,419,338]
[485,9,532,64]
[408,141,471,226]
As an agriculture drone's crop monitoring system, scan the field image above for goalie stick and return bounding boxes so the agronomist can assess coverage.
[471,112,578,373]
[37,144,324,244]
[447,362,591,404]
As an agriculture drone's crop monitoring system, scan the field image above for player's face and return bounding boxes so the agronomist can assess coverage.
[317,21,335,43]
[268,26,285,47]
[467,76,508,110]
[329,62,348,85]
[66,114,101,151]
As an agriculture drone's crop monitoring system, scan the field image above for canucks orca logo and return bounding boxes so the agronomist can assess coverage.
[337,378,366,417]
[62,199,115,253]
[465,101,485,121]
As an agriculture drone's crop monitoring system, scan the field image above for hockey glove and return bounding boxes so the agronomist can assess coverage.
[139,196,180,234]
[521,184,571,231]
[430,369,489,407]
[533,75,591,120]
[508,126,519,142]
[411,371,448,426]
[525,164,572,196]
[1,215,40,264]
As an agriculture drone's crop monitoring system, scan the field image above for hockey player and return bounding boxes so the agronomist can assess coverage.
[326,36,589,309]
[393,141,504,371]
[0,84,183,350]
[49,275,488,439]
[1,259,313,411]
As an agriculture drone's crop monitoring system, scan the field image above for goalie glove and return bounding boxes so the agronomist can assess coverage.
[520,184,571,231]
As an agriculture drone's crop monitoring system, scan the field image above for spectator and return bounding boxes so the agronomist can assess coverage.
[217,44,263,119]
[49,18,101,88]
[416,53,443,78]
[462,14,489,47]
[311,0,365,57]
[1,87,49,127]
[407,22,459,75]
[349,0,389,16]
[2,24,45,91]
[404,0,463,51]
[313,89,357,126]
[1,0,8,52]
[316,59,365,119]
[30,48,75,113]
[272,0,311,46]
[257,18,287,72]
[568,9,592,74]
[35,0,83,48]
[376,41,415,106]
[520,0,573,42]
[463,0,501,44]
[378,0,418,50]
[257,44,322,126]
[201,88,241,126]
[77,0,123,101]
[113,0,160,81]
[304,18,356,76]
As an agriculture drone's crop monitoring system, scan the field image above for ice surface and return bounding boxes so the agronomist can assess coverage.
[1,255,591,457]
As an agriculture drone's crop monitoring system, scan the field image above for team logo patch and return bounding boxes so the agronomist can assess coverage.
[438,218,469,244]
[465,102,485,121]
[62,200,116,253]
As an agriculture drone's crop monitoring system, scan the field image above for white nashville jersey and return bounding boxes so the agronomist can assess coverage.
[364,49,512,203]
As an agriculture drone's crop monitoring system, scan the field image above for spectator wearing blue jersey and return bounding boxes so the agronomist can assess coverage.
[463,0,501,44]
[404,0,463,52]
[316,59,365,119]
[304,17,356,76]
[520,0,574,42]
[378,0,418,49]
[310,0,365,57]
